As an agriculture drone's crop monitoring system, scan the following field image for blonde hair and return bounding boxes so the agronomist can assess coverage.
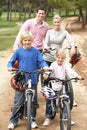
[55,49,66,59]
[20,31,33,45]
[53,14,62,21]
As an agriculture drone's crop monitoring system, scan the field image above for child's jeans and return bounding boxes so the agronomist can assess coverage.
[9,84,37,124]
[45,99,56,118]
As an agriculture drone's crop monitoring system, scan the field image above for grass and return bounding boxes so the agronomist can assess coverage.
[0,11,21,51]
[0,27,20,36]
[0,37,16,51]
[0,20,17,28]
[0,26,20,51]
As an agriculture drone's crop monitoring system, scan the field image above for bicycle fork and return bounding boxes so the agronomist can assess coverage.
[24,79,35,119]
[60,85,70,108]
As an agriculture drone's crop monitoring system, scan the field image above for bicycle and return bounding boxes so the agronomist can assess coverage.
[11,68,43,130]
[42,46,81,110]
[41,77,84,130]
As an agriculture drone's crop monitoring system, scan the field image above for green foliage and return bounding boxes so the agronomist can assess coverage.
[0,8,3,18]
[45,17,52,26]
[76,0,87,10]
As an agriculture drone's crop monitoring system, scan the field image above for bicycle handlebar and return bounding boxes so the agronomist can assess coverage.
[12,68,44,75]
[43,46,78,53]
[47,76,84,83]
[42,46,77,55]
[42,48,56,55]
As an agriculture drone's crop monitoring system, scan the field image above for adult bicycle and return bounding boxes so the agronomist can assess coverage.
[41,77,84,130]
[11,68,43,130]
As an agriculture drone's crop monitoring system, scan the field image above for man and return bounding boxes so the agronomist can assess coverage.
[13,6,49,52]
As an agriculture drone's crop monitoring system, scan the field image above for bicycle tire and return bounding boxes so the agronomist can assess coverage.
[27,93,32,130]
[60,101,71,130]
[65,75,74,110]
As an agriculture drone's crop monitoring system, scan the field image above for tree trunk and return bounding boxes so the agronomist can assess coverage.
[7,0,10,21]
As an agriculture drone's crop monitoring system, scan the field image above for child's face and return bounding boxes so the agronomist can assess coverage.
[56,55,65,65]
[22,36,33,49]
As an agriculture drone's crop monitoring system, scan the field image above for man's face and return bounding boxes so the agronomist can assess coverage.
[36,10,46,22]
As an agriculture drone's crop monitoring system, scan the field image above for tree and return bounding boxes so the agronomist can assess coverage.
[75,0,87,28]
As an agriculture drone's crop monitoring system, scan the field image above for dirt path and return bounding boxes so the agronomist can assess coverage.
[0,19,87,130]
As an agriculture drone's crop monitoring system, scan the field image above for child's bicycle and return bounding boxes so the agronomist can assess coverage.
[10,68,43,130]
[41,77,84,130]
[42,46,81,110]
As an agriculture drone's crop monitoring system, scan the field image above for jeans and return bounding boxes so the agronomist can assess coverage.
[9,84,37,124]
[45,99,56,118]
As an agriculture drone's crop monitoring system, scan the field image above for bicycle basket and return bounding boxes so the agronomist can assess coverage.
[41,86,58,100]
[10,71,27,92]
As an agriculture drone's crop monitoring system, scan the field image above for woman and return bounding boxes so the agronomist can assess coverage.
[43,14,75,65]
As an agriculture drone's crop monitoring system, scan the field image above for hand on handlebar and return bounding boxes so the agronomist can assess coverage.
[43,73,49,80]
[43,66,49,71]
[43,69,52,80]
[7,67,13,71]
[76,75,84,80]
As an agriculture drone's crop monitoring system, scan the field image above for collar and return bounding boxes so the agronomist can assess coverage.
[34,18,45,26]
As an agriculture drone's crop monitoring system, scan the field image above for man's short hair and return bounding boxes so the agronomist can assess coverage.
[35,6,46,13]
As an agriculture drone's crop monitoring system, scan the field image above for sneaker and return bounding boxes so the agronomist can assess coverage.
[8,123,16,130]
[73,101,77,107]
[43,118,51,126]
[71,120,75,125]
[31,121,38,128]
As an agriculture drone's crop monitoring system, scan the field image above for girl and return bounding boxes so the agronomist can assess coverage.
[43,49,82,126]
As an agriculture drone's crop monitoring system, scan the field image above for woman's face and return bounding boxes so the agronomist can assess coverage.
[53,18,61,30]
[22,36,33,49]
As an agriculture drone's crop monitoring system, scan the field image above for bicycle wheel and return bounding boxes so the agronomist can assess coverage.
[27,93,32,130]
[60,101,71,130]
[65,75,74,110]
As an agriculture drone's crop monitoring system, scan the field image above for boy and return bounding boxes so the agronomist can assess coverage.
[7,31,48,129]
